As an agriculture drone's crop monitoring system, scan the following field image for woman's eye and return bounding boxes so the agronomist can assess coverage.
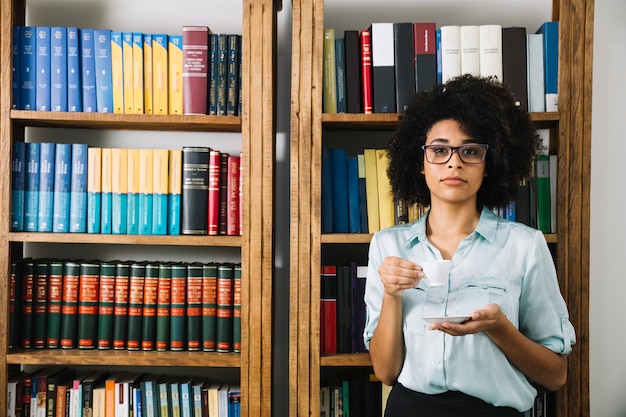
[433,147,449,154]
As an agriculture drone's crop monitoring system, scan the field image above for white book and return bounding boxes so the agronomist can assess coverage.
[440,25,461,83]
[460,25,480,76]
[479,24,503,80]
[526,33,545,112]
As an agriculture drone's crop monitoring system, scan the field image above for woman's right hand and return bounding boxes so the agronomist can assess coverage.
[378,256,425,297]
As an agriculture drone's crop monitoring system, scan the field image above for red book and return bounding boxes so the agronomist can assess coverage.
[141,263,159,350]
[413,23,437,92]
[182,26,211,115]
[226,155,240,236]
[186,262,203,351]
[360,29,373,114]
[60,261,80,349]
[218,152,229,235]
[321,265,337,354]
[207,149,221,235]
[77,261,100,349]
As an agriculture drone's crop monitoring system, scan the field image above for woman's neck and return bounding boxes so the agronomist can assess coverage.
[425,203,481,259]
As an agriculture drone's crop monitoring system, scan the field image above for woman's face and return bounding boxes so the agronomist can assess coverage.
[422,119,486,208]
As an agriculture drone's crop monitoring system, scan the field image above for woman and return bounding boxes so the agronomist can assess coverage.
[363,75,576,416]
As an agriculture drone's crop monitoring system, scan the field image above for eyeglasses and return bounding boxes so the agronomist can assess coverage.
[421,143,489,164]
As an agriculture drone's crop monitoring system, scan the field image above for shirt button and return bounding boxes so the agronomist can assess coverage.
[436,359,442,364]
[482,284,488,289]
[441,298,445,303]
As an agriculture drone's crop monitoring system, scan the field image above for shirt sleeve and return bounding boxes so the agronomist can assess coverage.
[363,232,385,350]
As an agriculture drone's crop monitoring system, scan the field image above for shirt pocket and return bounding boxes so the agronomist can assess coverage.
[402,286,428,336]
[453,276,512,317]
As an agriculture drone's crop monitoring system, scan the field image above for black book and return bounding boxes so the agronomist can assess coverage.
[181,146,210,235]
[393,23,416,112]
[502,27,529,111]
[344,30,361,113]
[336,265,352,353]
[370,23,396,113]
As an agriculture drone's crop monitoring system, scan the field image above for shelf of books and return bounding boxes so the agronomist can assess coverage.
[1,0,278,416]
[290,0,592,416]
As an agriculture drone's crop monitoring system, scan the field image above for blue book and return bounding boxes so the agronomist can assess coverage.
[24,142,40,232]
[50,27,67,112]
[80,28,97,112]
[151,149,168,235]
[216,34,228,115]
[37,142,56,232]
[436,28,442,85]
[52,143,72,232]
[12,26,20,110]
[127,149,140,234]
[138,149,153,235]
[335,37,347,113]
[35,27,51,111]
[357,153,368,233]
[111,148,128,234]
[347,156,361,233]
[69,143,88,233]
[94,29,113,113]
[67,27,82,112]
[536,21,559,112]
[140,379,157,417]
[208,33,219,115]
[331,148,349,233]
[226,34,240,116]
[192,381,203,417]
[321,147,333,233]
[20,26,36,110]
[179,379,193,417]
[11,142,26,231]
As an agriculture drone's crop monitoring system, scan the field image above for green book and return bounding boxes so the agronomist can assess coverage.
[156,263,172,351]
[112,261,130,349]
[33,258,50,348]
[170,263,187,351]
[77,260,101,349]
[323,28,337,113]
[186,262,203,351]
[46,259,64,348]
[20,260,35,348]
[97,260,117,349]
[535,154,551,233]
[202,262,218,352]
[216,262,234,353]
[141,262,160,350]
[60,260,81,348]
[127,262,146,350]
[232,263,242,353]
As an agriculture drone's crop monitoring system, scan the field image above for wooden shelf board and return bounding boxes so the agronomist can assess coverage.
[321,353,371,367]
[8,232,242,247]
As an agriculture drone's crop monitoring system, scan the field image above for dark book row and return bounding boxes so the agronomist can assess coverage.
[7,367,240,417]
[10,258,241,353]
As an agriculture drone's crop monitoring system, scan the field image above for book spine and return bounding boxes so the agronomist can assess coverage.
[478,24,503,80]
[141,263,160,350]
[330,148,349,233]
[321,147,333,233]
[77,261,100,349]
[127,262,146,350]
[32,260,48,348]
[111,148,129,234]
[347,156,361,233]
[201,263,218,352]
[376,148,395,230]
[460,25,480,76]
[69,143,88,233]
[526,33,545,113]
[19,26,36,110]
[321,265,337,354]
[168,35,184,115]
[218,152,229,235]
[152,34,169,114]
[67,27,82,112]
[216,263,234,352]
[80,28,97,112]
[537,21,559,111]
[24,142,40,232]
[36,26,51,111]
[46,260,64,348]
[502,27,528,111]
[536,154,551,233]
[132,32,144,114]
[52,143,72,232]
[170,263,187,351]
[127,148,140,234]
[392,22,416,112]
[11,141,26,231]
[215,34,228,116]
[322,28,337,114]
[60,261,80,348]
[143,33,153,114]
[439,25,461,83]
[20,261,34,348]
[87,147,103,233]
[94,29,113,113]
[226,34,240,116]
[12,26,21,110]
[111,32,124,114]
[336,265,352,353]
[208,34,219,115]
[232,264,242,353]
[226,155,240,236]
[100,147,112,233]
[168,150,182,235]
[50,27,67,112]
[363,149,380,233]
[181,147,210,235]
[344,30,361,113]
[334,37,347,113]
[207,150,221,235]
[182,26,210,115]
[357,153,368,233]
[152,149,169,235]
[186,263,204,351]
[97,261,116,349]
[370,23,396,113]
[112,262,130,349]
[122,32,134,114]
[138,148,154,235]
[37,142,56,232]
[9,261,22,349]
[413,22,437,92]
[156,263,172,351]
[359,30,373,114]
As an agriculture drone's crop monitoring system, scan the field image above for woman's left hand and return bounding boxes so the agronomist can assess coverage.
[428,303,505,336]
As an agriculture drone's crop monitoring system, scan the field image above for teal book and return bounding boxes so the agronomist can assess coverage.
[155,263,171,351]
[321,148,333,233]
[77,260,100,349]
[112,261,131,350]
[50,27,68,112]
[94,29,113,113]
[186,262,203,351]
[35,26,51,111]
[127,149,140,234]
[168,149,182,235]
[138,148,153,235]
[111,148,128,234]
[60,260,80,348]
[24,142,40,232]
[46,259,64,348]
[12,26,20,109]
[37,143,56,232]
[141,262,160,351]
[127,262,146,351]
[69,143,88,233]
[151,149,168,235]
[97,260,116,349]
[331,148,349,233]
[201,263,218,352]
[216,263,234,352]
[88,147,103,234]
[226,34,240,116]
[179,378,193,417]
[11,141,26,231]
[536,21,559,112]
[170,263,187,351]
[52,143,72,232]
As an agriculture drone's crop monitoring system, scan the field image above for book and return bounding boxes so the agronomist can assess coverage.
[460,25,480,76]
[24,142,40,232]
[77,260,100,349]
[413,22,437,92]
[111,32,124,113]
[20,263,34,347]
[143,33,154,114]
[370,22,396,113]
[141,262,160,350]
[60,260,80,348]
[133,32,144,114]
[347,156,361,233]
[69,143,88,233]
[393,22,416,112]
[321,265,337,354]
[168,149,182,235]
[50,26,68,112]
[88,147,103,233]
[536,21,559,111]
[112,261,131,350]
[19,26,36,110]
[138,148,154,235]
[11,26,20,110]
[152,149,169,235]
[9,261,23,349]
[479,24,503,80]
[321,148,334,233]
[179,378,193,417]
[170,263,187,351]
[216,263,234,352]
[502,27,528,111]
[182,26,211,115]
[536,154,551,233]
[94,29,113,113]
[52,143,72,233]
[155,263,171,351]
[111,147,129,234]
[376,149,394,230]
[550,154,557,234]
[127,148,140,234]
[168,35,184,114]
[46,259,64,348]
[127,262,146,350]
[35,26,51,111]
[344,30,361,113]
[218,385,230,417]
[331,148,349,233]
[97,260,116,349]
[226,154,241,236]
[335,36,347,113]
[80,28,97,112]
[436,28,442,84]
[141,377,159,417]
[67,27,82,112]
[363,149,380,233]
[122,32,134,114]
[354,265,368,353]
[37,142,55,232]
[232,263,242,353]
[215,34,228,115]
[11,141,26,231]
[104,372,127,417]
[81,371,108,417]
[208,149,221,235]
[208,33,219,115]
[218,152,230,235]
[360,29,373,114]
[32,259,49,348]
[152,34,169,114]
[526,33,545,112]
[228,385,241,417]
[201,263,218,352]
[187,262,204,351]
[226,34,241,116]
[100,147,113,234]
[357,153,368,233]
[336,265,352,353]
[439,25,461,83]
[181,146,210,234]
[322,28,337,114]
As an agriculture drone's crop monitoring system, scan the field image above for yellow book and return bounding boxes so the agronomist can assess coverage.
[363,149,380,233]
[127,148,140,234]
[168,149,182,235]
[122,32,134,114]
[132,32,144,114]
[376,149,395,230]
[111,148,128,234]
[87,147,103,233]
[322,28,337,113]
[152,149,169,235]
[168,35,183,115]
[152,34,169,115]
[111,32,124,114]
[143,34,153,114]
[138,149,154,234]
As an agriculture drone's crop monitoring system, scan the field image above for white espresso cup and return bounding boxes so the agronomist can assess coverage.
[420,260,451,287]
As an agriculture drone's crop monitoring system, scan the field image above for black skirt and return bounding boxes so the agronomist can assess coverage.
[384,382,525,417]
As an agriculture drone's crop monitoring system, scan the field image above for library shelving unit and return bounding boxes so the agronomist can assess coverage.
[0,1,279,417]
[289,0,593,416]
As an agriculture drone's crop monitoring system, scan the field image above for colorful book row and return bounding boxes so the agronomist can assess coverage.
[11,26,242,116]
[323,21,558,115]
[10,258,241,353]
[7,368,240,417]
[10,142,242,236]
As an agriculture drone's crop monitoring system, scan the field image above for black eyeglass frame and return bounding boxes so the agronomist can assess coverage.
[421,143,490,164]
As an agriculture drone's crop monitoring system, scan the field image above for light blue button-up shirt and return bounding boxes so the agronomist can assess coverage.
[363,207,576,412]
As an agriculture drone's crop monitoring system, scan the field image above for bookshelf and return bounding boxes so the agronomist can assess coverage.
[289,0,593,416]
[0,1,279,417]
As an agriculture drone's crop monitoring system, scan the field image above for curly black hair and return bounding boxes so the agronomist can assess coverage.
[386,74,542,210]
